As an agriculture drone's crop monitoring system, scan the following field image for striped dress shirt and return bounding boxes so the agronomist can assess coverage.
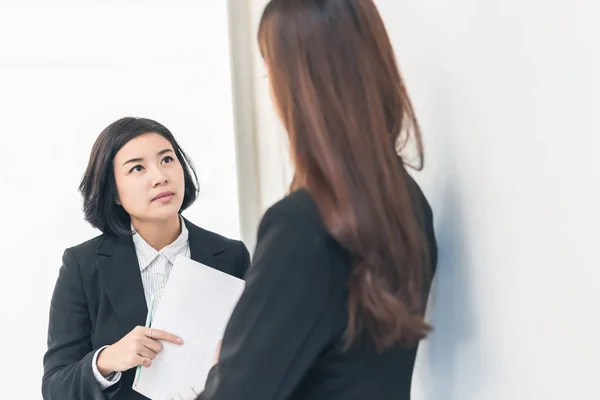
[92,219,191,389]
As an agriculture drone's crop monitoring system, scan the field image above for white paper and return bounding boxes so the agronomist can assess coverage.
[133,256,245,400]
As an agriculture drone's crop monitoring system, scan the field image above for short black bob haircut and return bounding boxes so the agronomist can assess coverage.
[79,117,199,237]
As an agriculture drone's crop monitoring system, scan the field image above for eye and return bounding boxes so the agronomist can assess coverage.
[162,155,176,164]
[129,164,144,173]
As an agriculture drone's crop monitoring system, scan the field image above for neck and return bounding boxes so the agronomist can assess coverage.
[131,215,182,250]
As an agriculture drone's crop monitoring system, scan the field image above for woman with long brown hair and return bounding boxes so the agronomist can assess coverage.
[197,0,437,398]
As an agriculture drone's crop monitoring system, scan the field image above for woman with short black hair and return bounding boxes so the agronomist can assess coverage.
[42,117,250,400]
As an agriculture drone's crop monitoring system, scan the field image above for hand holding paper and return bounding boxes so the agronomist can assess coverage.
[97,325,182,378]
[132,256,245,400]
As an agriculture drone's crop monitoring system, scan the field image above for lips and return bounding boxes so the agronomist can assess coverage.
[152,191,175,201]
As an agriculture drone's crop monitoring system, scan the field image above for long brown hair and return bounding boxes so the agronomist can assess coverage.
[258,0,431,350]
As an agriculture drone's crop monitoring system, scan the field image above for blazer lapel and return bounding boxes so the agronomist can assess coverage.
[184,217,231,273]
[96,235,148,334]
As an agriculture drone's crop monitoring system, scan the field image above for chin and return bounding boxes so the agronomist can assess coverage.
[150,203,182,221]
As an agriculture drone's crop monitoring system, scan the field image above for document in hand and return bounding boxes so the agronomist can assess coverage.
[132,256,245,400]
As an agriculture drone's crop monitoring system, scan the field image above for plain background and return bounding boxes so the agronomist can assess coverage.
[1,0,599,399]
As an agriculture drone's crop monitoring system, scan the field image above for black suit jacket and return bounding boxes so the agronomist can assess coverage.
[42,218,250,400]
[198,177,437,399]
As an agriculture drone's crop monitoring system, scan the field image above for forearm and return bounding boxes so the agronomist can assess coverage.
[42,350,108,400]
[92,346,122,389]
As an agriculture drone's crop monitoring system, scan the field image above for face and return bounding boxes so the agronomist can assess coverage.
[113,132,185,225]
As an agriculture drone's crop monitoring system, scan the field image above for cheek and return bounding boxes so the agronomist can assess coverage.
[115,177,146,214]
[173,164,186,191]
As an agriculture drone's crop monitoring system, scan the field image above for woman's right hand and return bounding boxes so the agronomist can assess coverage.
[96,326,183,376]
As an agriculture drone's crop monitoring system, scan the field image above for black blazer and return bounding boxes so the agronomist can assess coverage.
[42,218,250,400]
[198,177,437,399]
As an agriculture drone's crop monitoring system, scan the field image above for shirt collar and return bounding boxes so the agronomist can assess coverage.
[131,216,189,271]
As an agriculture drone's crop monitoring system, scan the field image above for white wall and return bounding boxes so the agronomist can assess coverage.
[242,0,295,210]
[241,0,599,398]
[0,2,239,397]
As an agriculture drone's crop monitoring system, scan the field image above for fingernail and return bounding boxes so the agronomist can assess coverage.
[177,337,183,344]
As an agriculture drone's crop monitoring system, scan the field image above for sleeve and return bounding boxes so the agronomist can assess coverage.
[42,248,119,400]
[234,240,251,279]
[198,203,334,400]
[91,346,122,389]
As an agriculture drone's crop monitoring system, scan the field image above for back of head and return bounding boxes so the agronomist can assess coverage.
[258,0,432,350]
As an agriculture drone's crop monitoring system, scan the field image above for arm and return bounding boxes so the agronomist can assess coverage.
[198,203,334,399]
[91,346,122,389]
[234,240,251,279]
[42,248,118,400]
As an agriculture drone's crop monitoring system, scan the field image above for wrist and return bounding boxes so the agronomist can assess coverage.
[96,346,114,377]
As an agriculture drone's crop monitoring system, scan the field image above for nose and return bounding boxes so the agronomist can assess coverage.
[150,167,168,188]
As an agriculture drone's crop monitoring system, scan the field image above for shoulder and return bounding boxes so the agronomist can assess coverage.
[255,189,336,271]
[55,234,108,285]
[405,171,438,270]
[408,173,434,216]
[184,218,250,277]
[63,233,106,266]
[259,189,327,237]
[248,190,345,305]
[184,218,247,251]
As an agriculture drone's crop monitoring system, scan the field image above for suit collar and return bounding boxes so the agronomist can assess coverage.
[96,234,148,334]
[131,216,190,271]
[95,216,227,257]
[183,216,225,258]
[95,216,231,334]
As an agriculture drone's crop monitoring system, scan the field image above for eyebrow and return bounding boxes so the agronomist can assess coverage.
[122,148,174,166]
